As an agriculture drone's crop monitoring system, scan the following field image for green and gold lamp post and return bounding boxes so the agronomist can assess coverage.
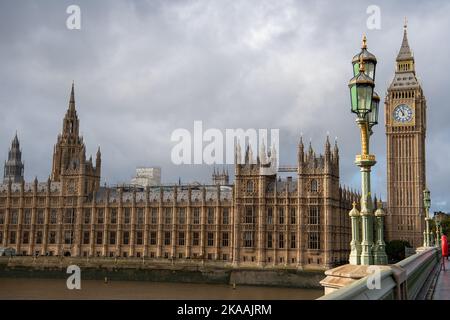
[435,213,442,248]
[348,36,386,265]
[423,188,431,247]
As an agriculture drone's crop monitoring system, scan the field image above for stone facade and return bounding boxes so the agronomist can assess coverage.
[0,84,358,270]
[385,25,426,248]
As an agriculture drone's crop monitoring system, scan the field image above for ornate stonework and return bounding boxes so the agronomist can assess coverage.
[0,84,358,270]
[385,25,426,248]
[3,134,24,184]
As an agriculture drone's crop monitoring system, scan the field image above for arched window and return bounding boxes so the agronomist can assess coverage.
[244,207,254,224]
[310,180,318,192]
[247,181,254,193]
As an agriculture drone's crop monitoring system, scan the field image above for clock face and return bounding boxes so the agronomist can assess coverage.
[393,104,413,123]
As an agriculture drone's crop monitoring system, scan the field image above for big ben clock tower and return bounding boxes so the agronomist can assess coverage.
[385,22,427,248]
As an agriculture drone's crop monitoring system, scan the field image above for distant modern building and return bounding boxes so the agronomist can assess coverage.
[0,84,361,270]
[131,167,161,187]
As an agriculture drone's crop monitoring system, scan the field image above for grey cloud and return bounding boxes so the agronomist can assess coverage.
[0,0,449,213]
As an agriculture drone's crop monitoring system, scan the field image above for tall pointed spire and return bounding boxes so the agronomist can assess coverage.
[12,131,19,148]
[96,146,101,164]
[259,138,267,165]
[298,135,304,164]
[4,133,24,183]
[235,139,241,165]
[69,81,76,112]
[62,82,80,138]
[396,18,413,62]
[333,136,339,159]
[299,135,304,148]
[325,135,331,153]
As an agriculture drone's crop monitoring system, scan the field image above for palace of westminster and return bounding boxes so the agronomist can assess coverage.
[0,26,427,270]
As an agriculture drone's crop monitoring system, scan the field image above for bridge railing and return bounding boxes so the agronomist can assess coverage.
[317,247,440,300]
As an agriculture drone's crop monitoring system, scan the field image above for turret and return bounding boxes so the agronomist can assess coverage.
[50,82,101,196]
[324,135,331,161]
[333,138,339,162]
[234,140,242,166]
[80,144,86,164]
[308,140,314,162]
[270,143,277,171]
[212,166,229,185]
[297,135,304,164]
[96,146,101,172]
[259,139,267,165]
[3,133,24,183]
[244,144,254,164]
[62,82,80,138]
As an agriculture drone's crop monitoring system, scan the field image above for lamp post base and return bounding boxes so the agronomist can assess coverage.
[349,252,360,265]
[360,254,374,266]
[373,250,388,265]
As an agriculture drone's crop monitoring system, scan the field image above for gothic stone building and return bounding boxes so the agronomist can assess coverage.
[385,25,427,248]
[0,84,358,270]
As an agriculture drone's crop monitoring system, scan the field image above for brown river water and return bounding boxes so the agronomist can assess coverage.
[0,278,322,300]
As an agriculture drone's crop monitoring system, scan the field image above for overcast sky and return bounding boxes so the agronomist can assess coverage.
[0,0,449,213]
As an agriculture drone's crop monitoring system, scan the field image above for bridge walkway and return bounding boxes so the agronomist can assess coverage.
[433,257,450,300]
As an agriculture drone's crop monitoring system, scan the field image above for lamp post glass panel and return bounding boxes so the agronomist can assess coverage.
[347,36,386,266]
[349,61,374,119]
[368,92,380,127]
[352,36,377,80]
[367,92,380,137]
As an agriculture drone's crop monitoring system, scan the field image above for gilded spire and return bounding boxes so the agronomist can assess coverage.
[362,34,367,49]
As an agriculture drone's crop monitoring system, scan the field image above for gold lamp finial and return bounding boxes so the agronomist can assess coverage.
[362,35,367,49]
[359,55,365,73]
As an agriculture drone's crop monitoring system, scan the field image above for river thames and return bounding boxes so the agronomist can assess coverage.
[0,278,322,300]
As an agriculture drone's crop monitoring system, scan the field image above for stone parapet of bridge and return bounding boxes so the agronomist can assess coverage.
[318,247,440,300]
